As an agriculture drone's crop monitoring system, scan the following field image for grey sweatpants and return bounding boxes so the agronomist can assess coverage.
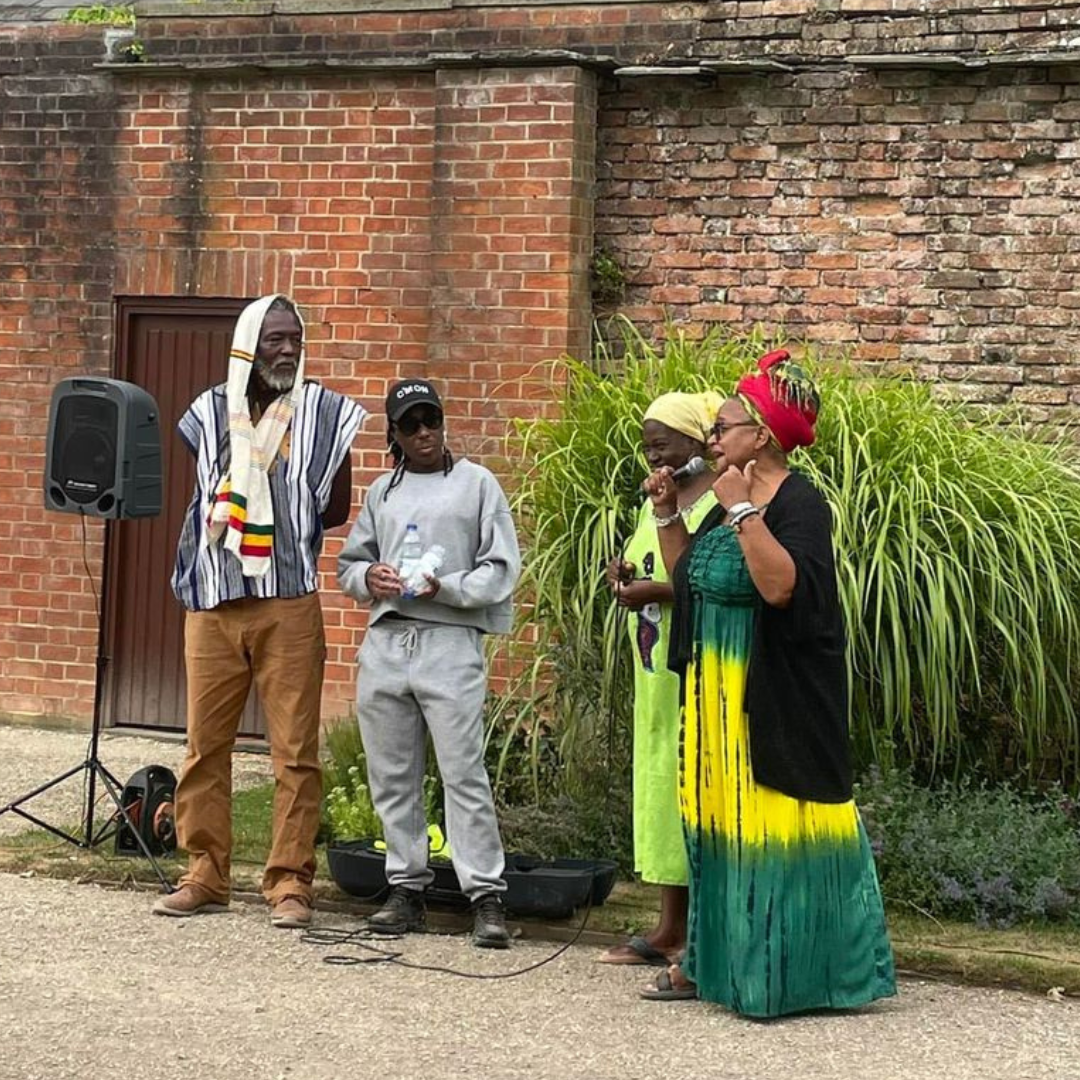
[356,620,506,899]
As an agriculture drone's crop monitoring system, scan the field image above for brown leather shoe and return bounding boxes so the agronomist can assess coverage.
[270,895,313,929]
[152,884,229,918]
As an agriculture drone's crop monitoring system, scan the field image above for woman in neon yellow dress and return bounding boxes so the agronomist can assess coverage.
[640,351,896,1016]
[599,393,717,967]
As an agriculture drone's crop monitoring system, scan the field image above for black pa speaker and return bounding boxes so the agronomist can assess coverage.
[114,765,178,858]
[44,377,162,518]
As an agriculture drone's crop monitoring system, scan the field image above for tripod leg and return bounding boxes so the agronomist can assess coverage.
[0,761,87,815]
[0,761,91,846]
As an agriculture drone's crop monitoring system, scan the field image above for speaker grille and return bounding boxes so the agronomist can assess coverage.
[50,396,119,505]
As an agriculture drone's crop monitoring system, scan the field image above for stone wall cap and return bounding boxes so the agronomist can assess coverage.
[428,48,614,69]
[847,51,1080,70]
[700,59,795,73]
[846,53,989,69]
[96,49,614,75]
[614,66,707,78]
[135,0,621,16]
[0,0,79,21]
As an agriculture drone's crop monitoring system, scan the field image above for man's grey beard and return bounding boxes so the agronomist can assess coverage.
[253,358,296,392]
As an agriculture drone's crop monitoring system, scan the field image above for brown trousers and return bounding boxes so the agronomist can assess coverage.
[176,592,325,904]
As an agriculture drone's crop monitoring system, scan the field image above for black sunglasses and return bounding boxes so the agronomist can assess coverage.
[395,408,444,437]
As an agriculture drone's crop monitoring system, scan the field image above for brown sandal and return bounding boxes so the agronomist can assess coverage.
[640,966,697,1001]
[598,935,673,967]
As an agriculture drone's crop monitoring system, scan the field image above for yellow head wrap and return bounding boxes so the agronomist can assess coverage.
[643,391,723,444]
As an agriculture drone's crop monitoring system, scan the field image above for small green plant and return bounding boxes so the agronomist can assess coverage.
[117,39,145,62]
[498,746,633,872]
[325,765,383,841]
[321,719,447,856]
[63,3,135,25]
[590,248,626,305]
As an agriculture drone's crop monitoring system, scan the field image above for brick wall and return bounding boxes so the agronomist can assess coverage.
[1,21,595,725]
[132,0,1080,67]
[5,1,1080,726]
[0,27,123,722]
[595,64,1080,413]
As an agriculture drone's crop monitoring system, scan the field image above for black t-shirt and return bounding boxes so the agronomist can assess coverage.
[669,470,853,803]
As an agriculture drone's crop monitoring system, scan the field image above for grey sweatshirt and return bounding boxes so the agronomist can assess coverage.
[337,457,521,634]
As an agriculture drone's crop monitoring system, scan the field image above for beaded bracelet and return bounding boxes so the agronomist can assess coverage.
[653,509,682,528]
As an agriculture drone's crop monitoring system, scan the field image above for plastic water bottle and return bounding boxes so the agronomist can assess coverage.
[403,544,446,598]
[399,523,422,586]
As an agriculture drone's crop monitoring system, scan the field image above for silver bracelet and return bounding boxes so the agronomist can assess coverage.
[653,509,682,528]
[730,506,761,533]
[726,501,754,520]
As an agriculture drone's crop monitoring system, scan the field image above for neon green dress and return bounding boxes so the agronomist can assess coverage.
[624,494,716,886]
[680,524,896,1016]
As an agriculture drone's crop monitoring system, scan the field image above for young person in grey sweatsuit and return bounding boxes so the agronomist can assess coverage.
[337,378,521,948]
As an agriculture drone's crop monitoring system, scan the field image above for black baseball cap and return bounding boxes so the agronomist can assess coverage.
[385,378,443,423]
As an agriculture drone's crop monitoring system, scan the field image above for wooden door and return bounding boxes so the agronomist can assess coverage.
[105,297,266,737]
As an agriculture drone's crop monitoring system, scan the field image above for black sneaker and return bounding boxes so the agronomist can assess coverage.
[367,885,426,934]
[471,893,510,949]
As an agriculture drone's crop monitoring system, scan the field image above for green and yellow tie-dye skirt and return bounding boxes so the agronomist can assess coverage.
[681,526,896,1017]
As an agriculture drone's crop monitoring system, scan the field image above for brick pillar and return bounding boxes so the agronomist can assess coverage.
[428,65,597,458]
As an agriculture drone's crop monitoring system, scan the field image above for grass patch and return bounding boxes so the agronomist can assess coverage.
[0,783,318,892]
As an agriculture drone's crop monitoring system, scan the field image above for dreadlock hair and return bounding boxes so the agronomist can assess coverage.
[383,428,455,501]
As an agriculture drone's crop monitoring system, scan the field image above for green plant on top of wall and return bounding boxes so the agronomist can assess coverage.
[491,318,1080,795]
[63,3,135,25]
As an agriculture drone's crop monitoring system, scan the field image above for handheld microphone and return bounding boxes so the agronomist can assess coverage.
[640,455,707,493]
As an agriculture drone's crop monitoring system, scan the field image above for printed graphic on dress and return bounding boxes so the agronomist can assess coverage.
[637,603,661,671]
[635,551,660,671]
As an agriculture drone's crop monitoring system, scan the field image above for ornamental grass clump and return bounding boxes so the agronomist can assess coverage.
[496,319,1080,792]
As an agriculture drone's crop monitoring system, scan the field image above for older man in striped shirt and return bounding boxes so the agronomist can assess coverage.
[153,295,365,928]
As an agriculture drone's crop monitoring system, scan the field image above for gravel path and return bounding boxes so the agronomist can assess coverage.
[1,875,1078,1080]
[0,727,271,838]
[1,728,1078,1079]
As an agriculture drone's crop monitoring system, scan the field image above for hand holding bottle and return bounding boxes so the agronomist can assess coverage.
[402,544,446,599]
[365,563,402,600]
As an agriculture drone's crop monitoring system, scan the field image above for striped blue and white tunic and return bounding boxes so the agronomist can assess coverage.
[171,380,365,612]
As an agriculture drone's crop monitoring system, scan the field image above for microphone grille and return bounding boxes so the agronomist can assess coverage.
[683,455,706,477]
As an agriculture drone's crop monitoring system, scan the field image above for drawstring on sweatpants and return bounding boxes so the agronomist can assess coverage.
[397,625,419,655]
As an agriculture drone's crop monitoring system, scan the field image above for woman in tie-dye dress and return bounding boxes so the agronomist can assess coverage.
[640,349,896,1017]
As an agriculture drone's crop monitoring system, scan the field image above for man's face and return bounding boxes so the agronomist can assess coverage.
[392,404,445,471]
[253,308,302,392]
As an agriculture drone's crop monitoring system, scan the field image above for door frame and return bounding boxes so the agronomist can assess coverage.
[105,296,251,732]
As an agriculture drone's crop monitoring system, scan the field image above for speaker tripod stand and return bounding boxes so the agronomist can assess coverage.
[0,516,173,891]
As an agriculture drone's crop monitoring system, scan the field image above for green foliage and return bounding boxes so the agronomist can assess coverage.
[495,319,1080,790]
[498,756,634,872]
[63,4,135,24]
[325,765,383,841]
[802,376,1080,782]
[321,719,443,844]
[857,767,1080,927]
[117,39,145,61]
[322,715,366,796]
[590,248,626,305]
[490,321,764,791]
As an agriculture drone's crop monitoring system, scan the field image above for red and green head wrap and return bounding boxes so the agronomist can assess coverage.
[736,348,820,453]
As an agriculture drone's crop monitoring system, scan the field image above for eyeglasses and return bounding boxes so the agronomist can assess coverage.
[710,420,758,439]
[395,409,444,436]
